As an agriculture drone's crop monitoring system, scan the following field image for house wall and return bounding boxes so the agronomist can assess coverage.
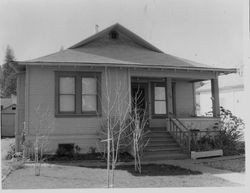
[25,65,130,153]
[19,65,214,153]
[175,81,195,117]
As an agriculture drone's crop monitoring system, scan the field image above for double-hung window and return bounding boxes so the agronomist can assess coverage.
[55,72,101,116]
[153,83,167,115]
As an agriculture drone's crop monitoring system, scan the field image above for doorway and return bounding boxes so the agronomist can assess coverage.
[131,83,149,119]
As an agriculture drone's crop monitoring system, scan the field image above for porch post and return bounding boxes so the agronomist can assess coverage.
[127,68,131,112]
[211,76,220,117]
[166,77,173,117]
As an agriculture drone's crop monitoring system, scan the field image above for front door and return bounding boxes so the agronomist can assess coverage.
[131,83,148,119]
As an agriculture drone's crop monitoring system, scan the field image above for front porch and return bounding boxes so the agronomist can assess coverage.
[130,75,221,160]
[130,75,220,130]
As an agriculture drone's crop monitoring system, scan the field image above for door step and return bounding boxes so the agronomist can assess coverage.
[145,146,181,152]
[143,128,188,160]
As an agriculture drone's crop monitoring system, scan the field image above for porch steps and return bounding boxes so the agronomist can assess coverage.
[143,127,188,161]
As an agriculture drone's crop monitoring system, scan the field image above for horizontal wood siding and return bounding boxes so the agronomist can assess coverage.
[15,73,26,151]
[27,66,129,153]
[175,81,195,117]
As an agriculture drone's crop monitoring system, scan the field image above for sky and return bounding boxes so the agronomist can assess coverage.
[0,0,248,68]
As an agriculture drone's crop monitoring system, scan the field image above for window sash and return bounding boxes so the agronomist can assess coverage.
[154,86,166,100]
[59,77,76,113]
[154,101,166,114]
[82,94,97,112]
[82,78,97,95]
[59,94,75,112]
[59,77,75,94]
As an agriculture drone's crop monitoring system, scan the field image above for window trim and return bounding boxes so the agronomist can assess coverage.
[55,71,101,117]
[151,82,167,118]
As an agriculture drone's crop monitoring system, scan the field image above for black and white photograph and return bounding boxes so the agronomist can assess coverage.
[0,0,248,191]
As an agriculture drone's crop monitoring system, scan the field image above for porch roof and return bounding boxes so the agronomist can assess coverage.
[14,23,236,75]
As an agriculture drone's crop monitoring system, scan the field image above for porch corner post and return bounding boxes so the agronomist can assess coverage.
[166,77,173,117]
[127,68,131,112]
[211,76,220,118]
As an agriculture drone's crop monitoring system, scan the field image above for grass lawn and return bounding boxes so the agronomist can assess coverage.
[201,157,245,173]
[2,163,241,189]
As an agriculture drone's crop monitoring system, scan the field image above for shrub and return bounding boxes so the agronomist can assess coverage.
[56,144,75,157]
[204,107,245,155]
[88,146,96,154]
[5,143,16,160]
[217,107,244,155]
[190,130,220,152]
[11,160,25,170]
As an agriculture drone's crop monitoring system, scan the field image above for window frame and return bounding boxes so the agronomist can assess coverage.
[55,71,101,117]
[151,82,167,118]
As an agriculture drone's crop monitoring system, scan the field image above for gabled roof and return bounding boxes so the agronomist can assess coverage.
[16,23,236,74]
[70,23,163,53]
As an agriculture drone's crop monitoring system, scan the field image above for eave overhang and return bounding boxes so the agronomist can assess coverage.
[16,61,237,76]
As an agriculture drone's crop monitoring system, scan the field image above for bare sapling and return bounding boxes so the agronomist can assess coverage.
[32,104,54,176]
[131,88,149,173]
[98,68,132,188]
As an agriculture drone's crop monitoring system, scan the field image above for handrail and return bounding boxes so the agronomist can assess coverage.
[167,116,191,154]
[167,114,222,154]
[169,113,189,131]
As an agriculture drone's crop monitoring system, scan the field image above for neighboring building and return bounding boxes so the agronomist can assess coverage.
[1,95,17,137]
[10,23,236,160]
[196,73,244,119]
[0,94,17,110]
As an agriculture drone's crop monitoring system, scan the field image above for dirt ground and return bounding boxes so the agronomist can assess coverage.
[2,163,241,189]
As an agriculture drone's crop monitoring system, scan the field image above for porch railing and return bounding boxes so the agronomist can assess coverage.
[167,115,191,154]
[167,115,221,155]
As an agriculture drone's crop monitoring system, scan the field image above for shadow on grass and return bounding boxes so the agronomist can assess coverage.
[78,164,202,176]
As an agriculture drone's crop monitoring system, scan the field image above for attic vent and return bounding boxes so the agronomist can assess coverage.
[109,30,119,40]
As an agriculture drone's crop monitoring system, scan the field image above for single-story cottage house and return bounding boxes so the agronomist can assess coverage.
[11,23,236,160]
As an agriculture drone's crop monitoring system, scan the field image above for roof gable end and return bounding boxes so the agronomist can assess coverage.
[69,23,163,53]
